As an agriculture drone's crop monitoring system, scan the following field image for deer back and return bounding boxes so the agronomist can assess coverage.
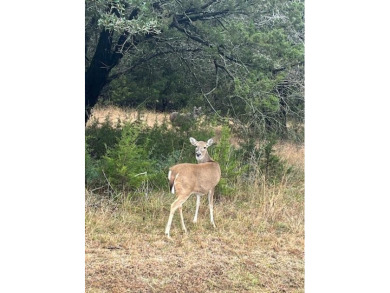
[169,162,221,194]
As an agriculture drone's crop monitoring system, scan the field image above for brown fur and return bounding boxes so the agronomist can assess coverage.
[165,137,221,238]
[168,163,221,195]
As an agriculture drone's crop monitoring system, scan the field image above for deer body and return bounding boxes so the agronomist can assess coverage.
[165,137,220,238]
[169,162,221,195]
[169,106,202,124]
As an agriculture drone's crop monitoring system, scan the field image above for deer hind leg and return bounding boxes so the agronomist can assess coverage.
[193,194,201,223]
[165,195,190,238]
[179,206,187,233]
[208,189,216,228]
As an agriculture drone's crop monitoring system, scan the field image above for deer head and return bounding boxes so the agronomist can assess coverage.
[190,137,214,163]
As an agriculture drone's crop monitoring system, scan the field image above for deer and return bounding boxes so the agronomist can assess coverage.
[169,106,202,125]
[165,137,221,238]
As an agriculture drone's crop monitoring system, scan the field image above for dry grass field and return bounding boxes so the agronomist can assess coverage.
[85,107,304,292]
[87,105,171,128]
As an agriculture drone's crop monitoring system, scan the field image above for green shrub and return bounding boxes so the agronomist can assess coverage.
[140,121,187,162]
[210,125,245,197]
[85,117,121,159]
[140,119,214,164]
[85,141,103,187]
[260,138,289,181]
[137,119,215,190]
[238,137,288,184]
[170,114,196,132]
[102,123,153,193]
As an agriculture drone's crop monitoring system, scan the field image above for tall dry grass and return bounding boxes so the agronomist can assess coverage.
[87,105,170,128]
[85,140,304,292]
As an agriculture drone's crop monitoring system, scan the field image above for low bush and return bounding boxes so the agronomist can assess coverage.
[210,125,245,198]
[85,117,121,159]
[102,123,153,193]
[85,141,102,187]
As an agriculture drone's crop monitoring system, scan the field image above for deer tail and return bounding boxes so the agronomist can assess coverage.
[168,169,179,194]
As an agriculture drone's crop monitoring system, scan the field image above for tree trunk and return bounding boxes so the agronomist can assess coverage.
[85,9,141,124]
[279,96,288,139]
[85,29,122,123]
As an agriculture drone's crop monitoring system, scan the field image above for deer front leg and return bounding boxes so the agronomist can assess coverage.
[208,189,216,228]
[193,194,201,223]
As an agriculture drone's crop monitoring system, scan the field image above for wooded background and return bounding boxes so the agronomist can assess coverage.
[85,0,304,139]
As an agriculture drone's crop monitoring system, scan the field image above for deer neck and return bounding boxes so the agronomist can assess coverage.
[197,153,214,163]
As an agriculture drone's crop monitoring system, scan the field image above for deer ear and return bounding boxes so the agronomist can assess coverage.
[190,137,198,146]
[206,138,214,147]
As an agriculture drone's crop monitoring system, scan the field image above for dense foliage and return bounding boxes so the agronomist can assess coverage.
[85,117,291,198]
[85,0,304,139]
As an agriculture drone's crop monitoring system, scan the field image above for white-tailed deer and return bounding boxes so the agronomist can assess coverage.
[165,137,221,238]
[169,106,202,124]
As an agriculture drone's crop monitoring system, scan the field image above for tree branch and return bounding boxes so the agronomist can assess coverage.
[272,61,305,75]
[176,9,230,24]
[179,55,222,118]
[107,48,201,83]
[172,17,213,47]
[214,60,234,80]
[217,46,245,65]
[172,17,251,72]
